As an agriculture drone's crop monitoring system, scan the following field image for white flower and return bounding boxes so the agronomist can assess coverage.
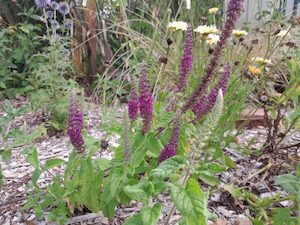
[168,21,188,31]
[194,25,218,35]
[252,57,272,65]
[206,34,220,45]
[232,29,248,37]
[277,30,289,38]
[185,0,191,10]
[209,7,219,15]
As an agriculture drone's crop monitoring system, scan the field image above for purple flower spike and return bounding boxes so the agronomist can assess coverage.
[58,2,70,15]
[177,25,193,92]
[158,119,180,163]
[207,64,231,106]
[193,64,231,120]
[128,88,139,121]
[35,0,51,8]
[67,94,84,153]
[182,0,244,113]
[192,95,208,119]
[139,63,153,134]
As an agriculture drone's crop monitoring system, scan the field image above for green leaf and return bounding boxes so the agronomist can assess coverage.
[130,133,147,168]
[272,208,299,225]
[26,147,39,169]
[150,156,187,179]
[141,203,162,225]
[124,203,162,225]
[45,158,65,170]
[124,213,143,225]
[32,168,41,185]
[169,178,207,225]
[197,171,219,186]
[110,167,124,197]
[124,179,150,203]
[146,134,162,157]
[275,174,300,195]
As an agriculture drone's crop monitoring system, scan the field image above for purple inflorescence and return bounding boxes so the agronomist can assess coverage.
[177,25,193,92]
[158,119,180,163]
[58,1,70,15]
[35,0,51,8]
[139,63,153,134]
[182,0,244,113]
[128,88,139,121]
[46,10,54,18]
[50,1,58,10]
[192,64,231,120]
[67,94,84,153]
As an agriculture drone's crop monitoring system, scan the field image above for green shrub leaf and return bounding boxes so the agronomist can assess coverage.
[45,158,65,170]
[169,178,207,225]
[150,156,187,179]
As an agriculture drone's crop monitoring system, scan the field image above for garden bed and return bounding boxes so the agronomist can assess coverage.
[0,98,299,225]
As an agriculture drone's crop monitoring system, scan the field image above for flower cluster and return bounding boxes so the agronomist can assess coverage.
[67,94,85,153]
[192,64,231,120]
[158,118,180,163]
[209,7,219,15]
[139,64,154,134]
[232,29,248,37]
[194,25,218,36]
[177,25,193,92]
[35,0,51,9]
[182,0,244,113]
[168,21,188,31]
[128,88,139,120]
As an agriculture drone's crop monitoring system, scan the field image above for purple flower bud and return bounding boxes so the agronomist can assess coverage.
[158,119,180,163]
[177,25,193,92]
[67,94,84,153]
[182,0,244,113]
[58,2,70,15]
[128,88,139,120]
[35,0,50,8]
[139,63,153,134]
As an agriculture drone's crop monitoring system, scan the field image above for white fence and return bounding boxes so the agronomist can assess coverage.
[225,0,300,27]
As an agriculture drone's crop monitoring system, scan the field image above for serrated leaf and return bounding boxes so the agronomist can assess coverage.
[141,203,162,225]
[45,158,65,170]
[124,179,150,203]
[275,174,300,195]
[197,171,219,186]
[124,213,143,225]
[110,167,124,197]
[150,156,187,178]
[272,208,295,225]
[169,178,207,225]
[123,203,162,225]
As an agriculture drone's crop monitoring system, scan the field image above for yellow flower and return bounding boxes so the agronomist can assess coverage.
[232,29,248,37]
[168,21,188,31]
[252,57,272,65]
[248,66,261,76]
[206,34,220,45]
[209,7,219,15]
[277,30,289,38]
[194,25,218,35]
